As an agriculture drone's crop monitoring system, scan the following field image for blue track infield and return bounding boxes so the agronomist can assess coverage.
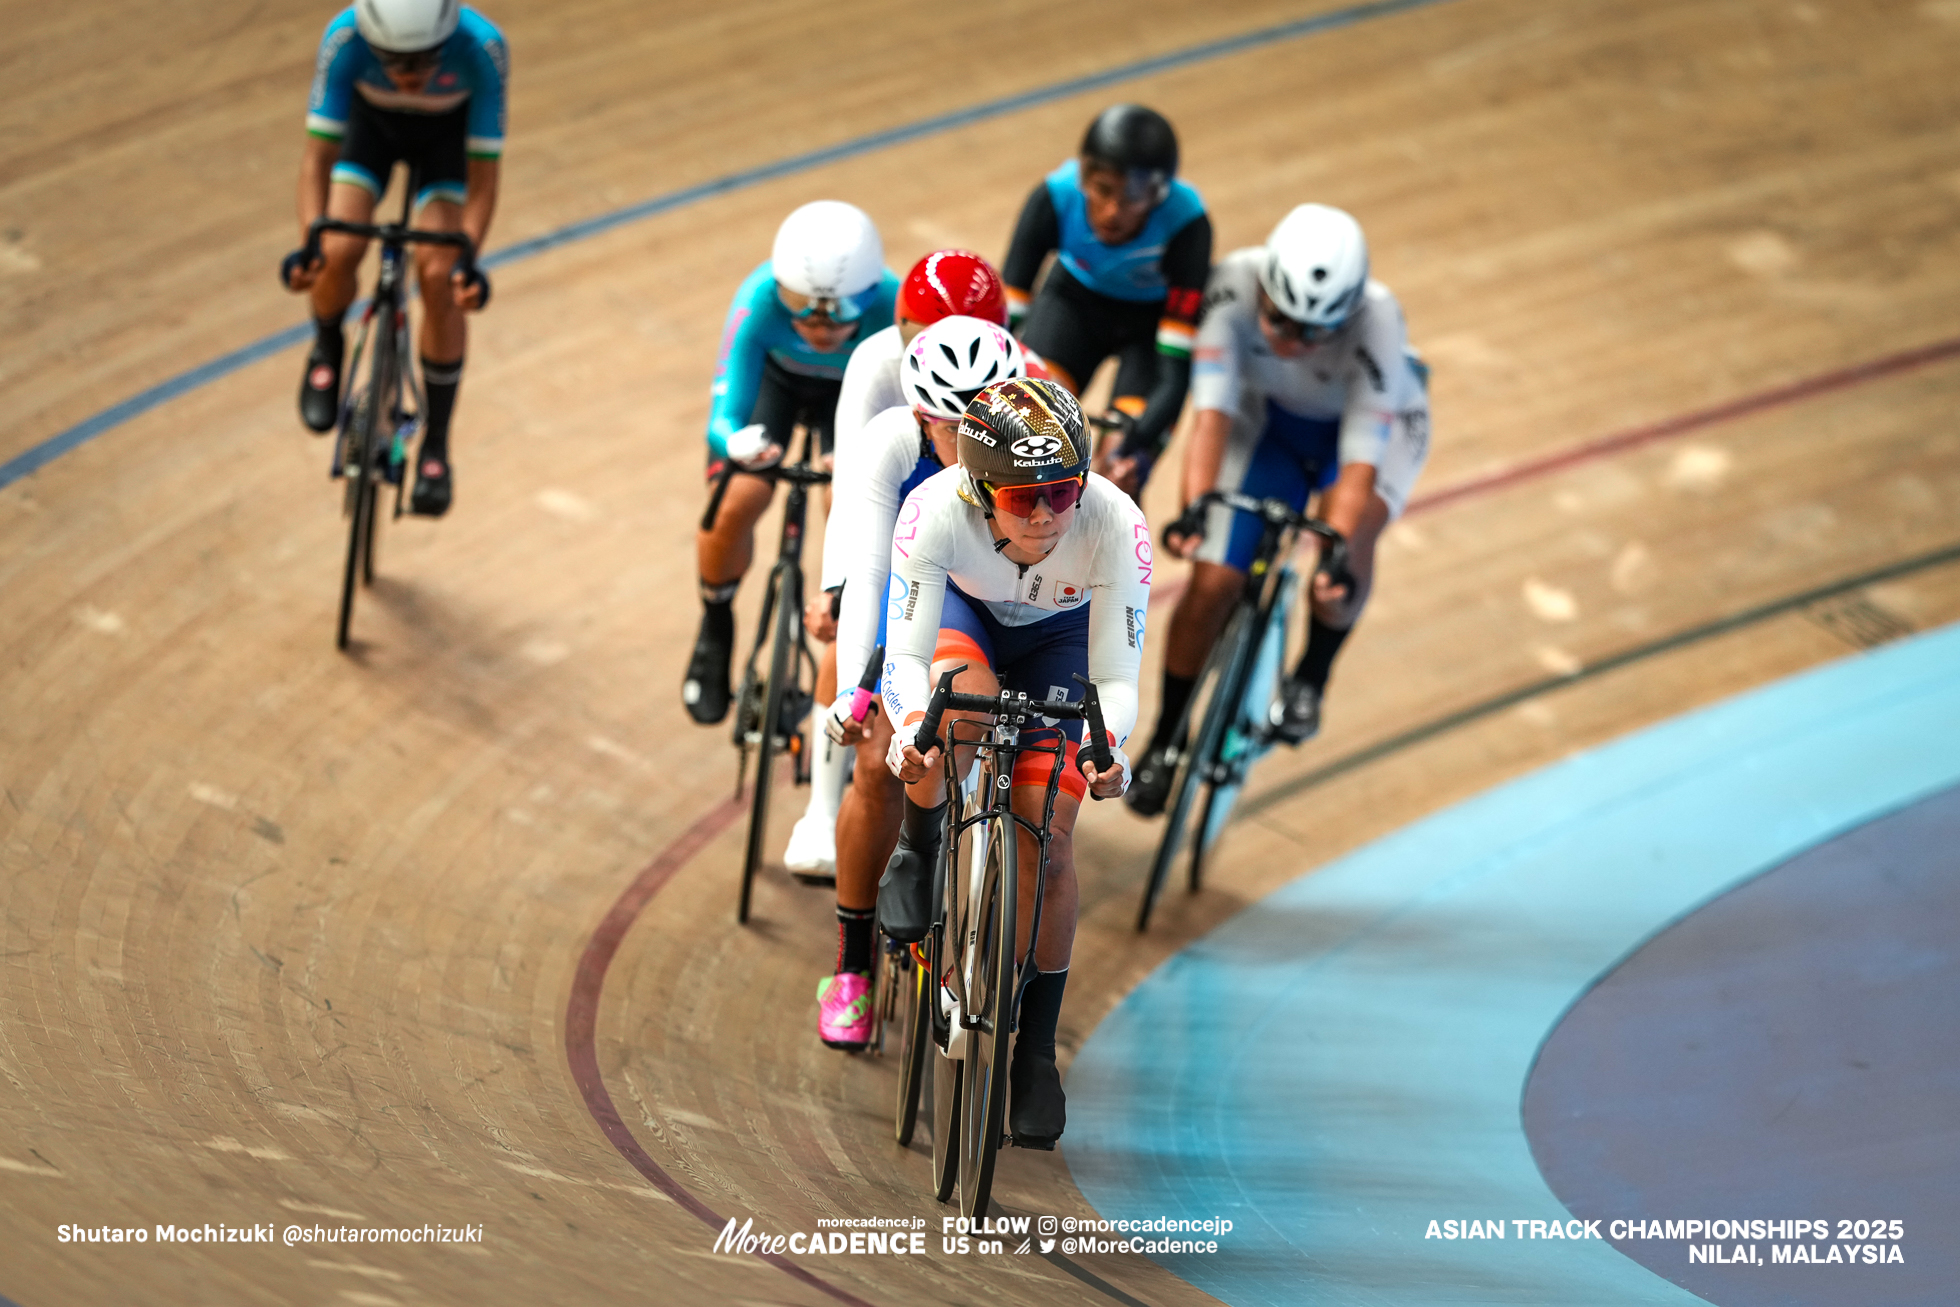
[0,0,1454,492]
[1065,621,1960,1305]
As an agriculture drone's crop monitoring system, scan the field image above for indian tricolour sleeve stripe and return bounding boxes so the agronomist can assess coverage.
[1156,320,1196,358]
[305,113,347,139]
[465,136,505,159]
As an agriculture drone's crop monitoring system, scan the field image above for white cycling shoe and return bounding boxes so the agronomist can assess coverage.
[783,811,837,875]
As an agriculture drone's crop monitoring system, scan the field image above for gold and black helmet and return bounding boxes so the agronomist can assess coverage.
[956,377,1090,488]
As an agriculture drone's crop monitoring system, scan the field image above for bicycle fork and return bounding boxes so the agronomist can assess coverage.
[940,708,1058,1061]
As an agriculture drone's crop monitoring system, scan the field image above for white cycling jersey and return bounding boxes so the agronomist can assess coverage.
[881,468,1153,750]
[821,325,908,591]
[829,406,946,694]
[1192,248,1429,519]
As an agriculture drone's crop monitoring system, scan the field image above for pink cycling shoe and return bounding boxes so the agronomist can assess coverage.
[816,971,873,1051]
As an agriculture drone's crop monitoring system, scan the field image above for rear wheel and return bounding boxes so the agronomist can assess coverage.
[930,1023,960,1203]
[957,810,1017,1220]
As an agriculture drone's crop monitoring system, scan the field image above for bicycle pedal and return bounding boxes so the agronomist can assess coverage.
[1011,1133,1058,1152]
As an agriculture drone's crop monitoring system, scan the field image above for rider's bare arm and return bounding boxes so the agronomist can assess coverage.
[297,135,338,238]
[460,157,499,251]
[1179,408,1232,509]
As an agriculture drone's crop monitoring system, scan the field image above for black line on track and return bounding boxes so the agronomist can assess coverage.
[1,0,1460,490]
[1239,538,1960,821]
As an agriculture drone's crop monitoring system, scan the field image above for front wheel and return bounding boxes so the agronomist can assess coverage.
[1190,573,1295,891]
[737,566,798,923]
[892,942,929,1147]
[957,811,1017,1220]
[335,315,395,651]
[336,423,378,651]
[1139,606,1251,930]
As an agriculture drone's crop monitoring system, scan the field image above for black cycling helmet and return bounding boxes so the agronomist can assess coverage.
[1080,104,1178,204]
[958,377,1091,491]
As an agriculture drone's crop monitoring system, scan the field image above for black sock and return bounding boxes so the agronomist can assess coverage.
[1294,616,1351,692]
[697,591,734,645]
[313,315,345,367]
[1015,969,1068,1060]
[900,796,946,850]
[420,356,463,460]
[836,906,875,975]
[1149,672,1196,752]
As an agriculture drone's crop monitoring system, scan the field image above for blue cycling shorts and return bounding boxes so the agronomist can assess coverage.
[933,585,1093,798]
[1202,401,1340,572]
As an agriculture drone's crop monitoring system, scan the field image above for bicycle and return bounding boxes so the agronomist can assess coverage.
[1135,490,1345,932]
[704,424,831,923]
[905,667,1116,1218]
[292,171,480,651]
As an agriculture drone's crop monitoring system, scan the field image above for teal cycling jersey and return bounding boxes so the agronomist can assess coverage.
[306,6,509,159]
[706,262,900,457]
[1044,160,1207,303]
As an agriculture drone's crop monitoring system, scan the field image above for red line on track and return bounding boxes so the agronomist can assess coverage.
[564,792,877,1306]
[564,333,1960,1300]
[1403,335,1960,518]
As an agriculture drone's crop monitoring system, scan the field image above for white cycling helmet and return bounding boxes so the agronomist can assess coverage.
[1260,204,1370,333]
[356,0,459,52]
[771,201,884,307]
[905,316,1026,421]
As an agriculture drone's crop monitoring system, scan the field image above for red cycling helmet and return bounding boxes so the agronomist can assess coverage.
[897,249,1008,328]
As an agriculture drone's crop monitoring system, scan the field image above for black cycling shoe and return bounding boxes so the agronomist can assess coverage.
[1009,1048,1065,1149]
[681,620,733,725]
[1269,677,1322,746]
[299,344,341,433]
[1124,743,1178,818]
[876,836,939,944]
[409,454,453,517]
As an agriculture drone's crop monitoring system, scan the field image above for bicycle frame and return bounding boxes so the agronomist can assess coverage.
[716,423,832,921]
[306,169,477,650]
[936,696,1070,1063]
[1136,491,1342,929]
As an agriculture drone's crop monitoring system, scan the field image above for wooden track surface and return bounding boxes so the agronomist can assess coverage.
[4,1,1959,1302]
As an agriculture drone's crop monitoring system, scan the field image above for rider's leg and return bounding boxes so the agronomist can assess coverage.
[1012,782,1080,971]
[1007,770,1080,1148]
[411,194,467,453]
[682,470,775,723]
[696,472,776,589]
[819,710,901,1051]
[878,653,997,941]
[789,393,845,859]
[1295,464,1389,697]
[311,182,376,325]
[789,642,847,873]
[1294,400,1427,707]
[301,181,376,429]
[835,709,900,913]
[406,190,468,514]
